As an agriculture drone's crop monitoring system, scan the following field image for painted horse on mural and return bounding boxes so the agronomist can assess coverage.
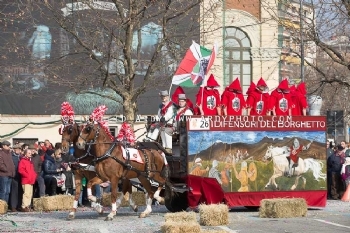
[263,145,326,190]
[59,102,137,220]
[76,105,169,220]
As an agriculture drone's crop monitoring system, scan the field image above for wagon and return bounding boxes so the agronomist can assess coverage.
[162,115,327,212]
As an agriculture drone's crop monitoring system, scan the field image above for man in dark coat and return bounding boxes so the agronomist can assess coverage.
[9,144,23,211]
[0,141,16,205]
[30,145,45,198]
[327,145,345,199]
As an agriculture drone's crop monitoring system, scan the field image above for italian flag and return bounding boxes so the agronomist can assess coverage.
[172,41,217,87]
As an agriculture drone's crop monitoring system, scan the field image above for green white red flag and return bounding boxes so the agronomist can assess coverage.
[172,41,217,87]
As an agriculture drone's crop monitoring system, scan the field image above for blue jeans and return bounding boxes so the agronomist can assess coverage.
[0,176,12,203]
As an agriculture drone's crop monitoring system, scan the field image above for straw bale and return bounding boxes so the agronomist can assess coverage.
[259,198,307,218]
[199,204,229,226]
[201,230,228,233]
[57,195,74,210]
[41,196,59,211]
[164,211,197,223]
[33,198,43,211]
[101,192,146,207]
[161,221,201,233]
[0,199,8,214]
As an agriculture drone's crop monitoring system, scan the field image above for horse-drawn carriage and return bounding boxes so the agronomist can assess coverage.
[60,110,327,220]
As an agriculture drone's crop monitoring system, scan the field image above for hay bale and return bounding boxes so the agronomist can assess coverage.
[101,192,146,207]
[41,196,59,211]
[56,195,74,210]
[33,198,43,211]
[201,230,228,233]
[164,211,197,223]
[0,200,8,214]
[161,221,201,233]
[259,198,307,218]
[199,204,229,226]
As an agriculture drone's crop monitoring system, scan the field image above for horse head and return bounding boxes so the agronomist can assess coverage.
[76,121,98,150]
[61,123,80,153]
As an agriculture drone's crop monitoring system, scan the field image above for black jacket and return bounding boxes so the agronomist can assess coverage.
[42,154,59,178]
[327,153,344,173]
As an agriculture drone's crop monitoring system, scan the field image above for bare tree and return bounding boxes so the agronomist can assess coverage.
[261,0,350,114]
[0,0,219,120]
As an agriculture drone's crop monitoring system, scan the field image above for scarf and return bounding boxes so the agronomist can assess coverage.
[341,157,350,175]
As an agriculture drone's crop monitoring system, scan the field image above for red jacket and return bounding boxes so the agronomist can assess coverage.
[18,157,37,185]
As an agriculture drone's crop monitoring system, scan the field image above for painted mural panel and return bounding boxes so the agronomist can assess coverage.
[187,116,327,193]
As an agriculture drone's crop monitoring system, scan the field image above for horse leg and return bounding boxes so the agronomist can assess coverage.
[139,176,154,218]
[67,170,81,220]
[121,180,138,212]
[105,177,119,221]
[153,186,164,205]
[86,176,103,213]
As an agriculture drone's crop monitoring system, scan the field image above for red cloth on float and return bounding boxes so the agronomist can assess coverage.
[196,74,221,115]
[221,78,246,115]
[246,77,270,115]
[269,79,292,116]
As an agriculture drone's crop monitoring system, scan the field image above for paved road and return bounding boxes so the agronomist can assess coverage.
[0,200,349,233]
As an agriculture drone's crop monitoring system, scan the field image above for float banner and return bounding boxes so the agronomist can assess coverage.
[187,116,326,131]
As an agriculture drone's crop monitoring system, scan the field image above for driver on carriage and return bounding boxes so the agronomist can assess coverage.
[287,138,311,176]
[145,90,176,154]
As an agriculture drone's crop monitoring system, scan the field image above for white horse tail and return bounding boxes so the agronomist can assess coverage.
[304,158,326,181]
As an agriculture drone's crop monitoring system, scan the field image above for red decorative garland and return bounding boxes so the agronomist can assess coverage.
[116,122,136,144]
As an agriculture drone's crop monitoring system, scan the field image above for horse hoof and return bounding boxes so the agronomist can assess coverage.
[104,216,113,221]
[139,212,148,218]
[66,214,75,220]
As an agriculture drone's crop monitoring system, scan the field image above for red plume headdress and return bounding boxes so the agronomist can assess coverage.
[90,105,114,140]
[61,102,75,125]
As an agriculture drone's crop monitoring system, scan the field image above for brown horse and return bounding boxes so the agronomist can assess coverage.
[60,122,137,220]
[76,121,169,220]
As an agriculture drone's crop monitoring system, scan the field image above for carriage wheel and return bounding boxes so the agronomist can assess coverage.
[164,191,188,212]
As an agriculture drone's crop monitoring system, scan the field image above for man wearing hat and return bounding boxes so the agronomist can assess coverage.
[0,141,16,205]
[146,90,176,154]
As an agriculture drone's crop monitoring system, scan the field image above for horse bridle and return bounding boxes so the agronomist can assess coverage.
[79,122,101,145]
[62,122,94,162]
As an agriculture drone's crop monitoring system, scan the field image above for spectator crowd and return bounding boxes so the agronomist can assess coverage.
[0,139,90,212]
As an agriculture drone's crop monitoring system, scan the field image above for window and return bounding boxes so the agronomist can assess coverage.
[223,27,252,95]
[12,138,38,146]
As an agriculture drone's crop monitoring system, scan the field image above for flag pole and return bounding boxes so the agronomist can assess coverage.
[200,75,205,113]
[168,83,173,98]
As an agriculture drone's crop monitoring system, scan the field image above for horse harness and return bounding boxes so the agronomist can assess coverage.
[81,123,163,184]
[62,123,96,171]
